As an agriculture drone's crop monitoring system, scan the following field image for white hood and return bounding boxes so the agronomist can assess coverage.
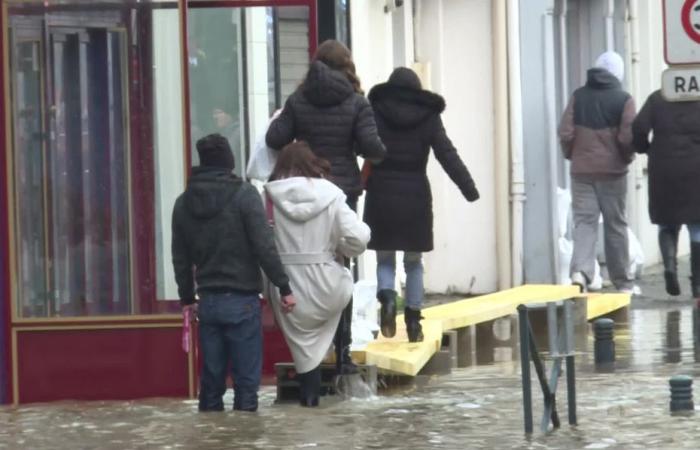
[594,51,625,82]
[264,177,343,223]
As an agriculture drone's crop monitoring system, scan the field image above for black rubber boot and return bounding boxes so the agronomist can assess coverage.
[404,307,424,343]
[298,367,321,407]
[691,242,700,301]
[377,289,397,338]
[660,227,681,296]
[334,305,358,375]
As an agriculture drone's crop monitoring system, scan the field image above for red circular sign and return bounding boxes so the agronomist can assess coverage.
[682,0,700,44]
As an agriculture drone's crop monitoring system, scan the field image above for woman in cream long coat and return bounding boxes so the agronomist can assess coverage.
[265,142,370,407]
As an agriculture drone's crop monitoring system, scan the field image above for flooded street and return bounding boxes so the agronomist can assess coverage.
[2,264,700,450]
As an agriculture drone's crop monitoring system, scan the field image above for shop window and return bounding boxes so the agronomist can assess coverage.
[6,0,313,318]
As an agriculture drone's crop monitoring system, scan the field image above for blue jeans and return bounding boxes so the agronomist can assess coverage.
[659,224,700,243]
[377,251,424,310]
[197,292,262,412]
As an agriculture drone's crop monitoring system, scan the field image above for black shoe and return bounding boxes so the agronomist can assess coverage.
[298,367,321,407]
[691,242,700,299]
[404,307,424,343]
[377,289,397,338]
[660,227,681,296]
[665,271,681,297]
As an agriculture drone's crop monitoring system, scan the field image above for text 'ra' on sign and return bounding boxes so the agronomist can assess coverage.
[662,66,700,101]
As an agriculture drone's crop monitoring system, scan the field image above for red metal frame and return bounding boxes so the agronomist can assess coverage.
[0,0,12,405]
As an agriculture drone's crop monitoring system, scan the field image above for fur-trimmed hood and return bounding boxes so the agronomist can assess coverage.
[368,68,445,128]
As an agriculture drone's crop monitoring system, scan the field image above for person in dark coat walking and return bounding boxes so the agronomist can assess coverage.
[172,134,296,412]
[266,39,386,204]
[632,91,700,301]
[265,39,386,372]
[364,67,480,342]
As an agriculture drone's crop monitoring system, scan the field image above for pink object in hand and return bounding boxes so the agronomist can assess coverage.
[182,308,192,353]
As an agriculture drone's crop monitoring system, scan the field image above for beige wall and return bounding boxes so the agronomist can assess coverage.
[351,0,498,294]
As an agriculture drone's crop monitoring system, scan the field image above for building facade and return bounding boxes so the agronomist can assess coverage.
[0,0,671,404]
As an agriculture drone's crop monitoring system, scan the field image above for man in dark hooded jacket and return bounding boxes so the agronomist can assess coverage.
[558,51,637,294]
[172,134,295,412]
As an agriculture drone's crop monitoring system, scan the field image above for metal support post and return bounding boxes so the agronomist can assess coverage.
[518,305,533,434]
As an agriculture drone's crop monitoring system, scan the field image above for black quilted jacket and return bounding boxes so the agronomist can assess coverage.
[266,61,386,196]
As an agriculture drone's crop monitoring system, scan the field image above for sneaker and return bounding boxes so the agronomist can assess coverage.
[571,272,587,293]
[619,285,642,296]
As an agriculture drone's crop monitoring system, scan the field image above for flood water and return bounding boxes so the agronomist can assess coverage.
[2,266,700,449]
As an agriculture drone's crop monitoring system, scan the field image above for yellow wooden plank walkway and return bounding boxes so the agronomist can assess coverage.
[356,285,581,376]
[586,292,631,320]
[355,286,631,376]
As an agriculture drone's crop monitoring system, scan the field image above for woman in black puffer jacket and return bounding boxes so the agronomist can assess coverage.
[266,39,386,208]
[266,39,385,373]
[364,67,480,342]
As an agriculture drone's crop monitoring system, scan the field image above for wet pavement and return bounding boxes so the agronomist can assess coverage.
[2,262,700,449]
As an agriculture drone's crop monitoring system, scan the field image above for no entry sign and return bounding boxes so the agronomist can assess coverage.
[664,0,700,64]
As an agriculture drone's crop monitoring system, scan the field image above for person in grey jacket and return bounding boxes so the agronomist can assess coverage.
[558,51,637,294]
[172,134,295,412]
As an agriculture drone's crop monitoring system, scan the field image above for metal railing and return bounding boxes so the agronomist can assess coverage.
[518,300,577,434]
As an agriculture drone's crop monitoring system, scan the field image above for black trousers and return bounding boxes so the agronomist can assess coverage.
[334,193,359,369]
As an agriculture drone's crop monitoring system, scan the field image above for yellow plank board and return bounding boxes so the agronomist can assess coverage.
[422,284,581,330]
[586,293,631,320]
[357,284,581,376]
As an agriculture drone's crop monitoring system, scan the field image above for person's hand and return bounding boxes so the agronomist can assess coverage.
[465,185,480,202]
[280,294,296,313]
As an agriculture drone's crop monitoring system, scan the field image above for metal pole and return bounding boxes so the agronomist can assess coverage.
[518,305,533,434]
[566,355,577,425]
[564,300,577,425]
[547,302,559,356]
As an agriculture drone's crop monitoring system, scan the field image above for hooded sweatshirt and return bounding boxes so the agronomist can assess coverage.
[558,52,636,177]
[265,61,386,196]
[171,167,290,304]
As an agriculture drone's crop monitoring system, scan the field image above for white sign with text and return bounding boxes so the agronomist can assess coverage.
[662,66,700,101]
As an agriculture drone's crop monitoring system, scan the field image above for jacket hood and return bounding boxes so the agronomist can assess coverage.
[594,51,624,82]
[586,68,622,90]
[265,177,342,223]
[368,80,445,129]
[302,61,355,107]
[184,166,241,219]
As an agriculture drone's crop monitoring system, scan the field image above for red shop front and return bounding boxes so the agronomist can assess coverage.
[0,0,322,404]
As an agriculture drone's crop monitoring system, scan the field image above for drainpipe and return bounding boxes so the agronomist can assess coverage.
[605,0,615,51]
[544,2,561,283]
[413,0,422,62]
[507,0,525,286]
[559,0,571,190]
[493,0,512,289]
[627,0,645,238]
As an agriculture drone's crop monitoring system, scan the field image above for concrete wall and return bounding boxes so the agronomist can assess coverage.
[520,0,561,283]
[420,0,497,294]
